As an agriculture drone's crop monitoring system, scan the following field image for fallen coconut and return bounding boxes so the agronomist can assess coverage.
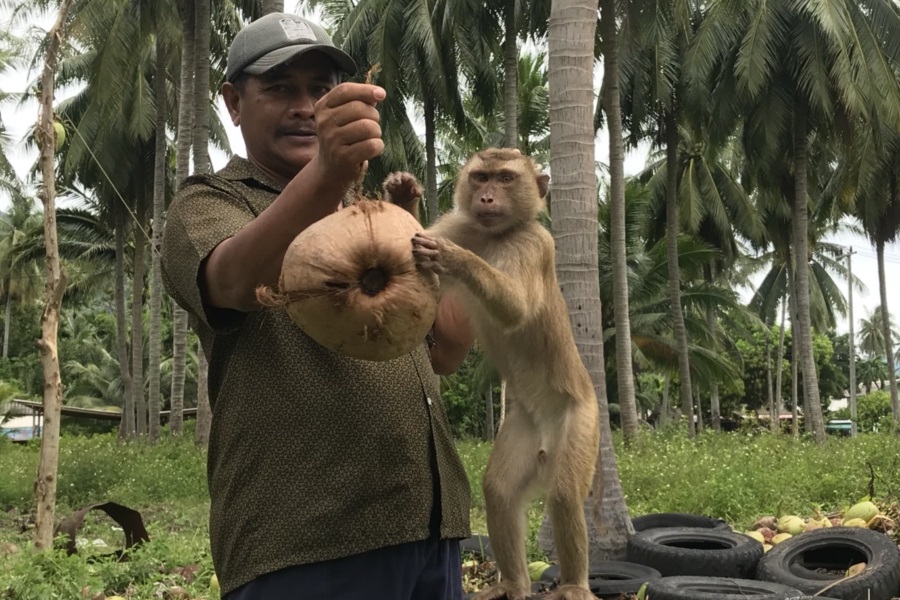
[257,199,439,362]
[777,515,805,535]
[763,543,773,552]
[744,530,765,544]
[528,560,551,582]
[771,532,793,545]
[844,500,879,523]
[842,517,869,528]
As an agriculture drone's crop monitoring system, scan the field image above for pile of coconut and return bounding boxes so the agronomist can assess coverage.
[743,499,898,552]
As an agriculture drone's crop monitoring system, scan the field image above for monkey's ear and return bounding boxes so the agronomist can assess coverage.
[536,173,550,199]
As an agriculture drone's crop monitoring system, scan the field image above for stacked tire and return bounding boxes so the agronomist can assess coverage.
[622,515,900,600]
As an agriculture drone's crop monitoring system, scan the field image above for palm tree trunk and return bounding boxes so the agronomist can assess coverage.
[423,96,438,224]
[600,0,638,446]
[115,212,135,439]
[484,383,494,441]
[694,384,703,432]
[774,300,786,433]
[169,0,195,436]
[502,0,518,148]
[3,287,11,359]
[131,205,147,436]
[766,322,775,427]
[193,0,211,175]
[876,239,900,421]
[499,378,507,429]
[541,0,633,558]
[791,108,825,443]
[259,0,284,15]
[148,41,167,442]
[660,373,670,427]
[665,117,693,438]
[706,304,721,431]
[195,343,211,447]
[191,0,212,436]
[787,262,799,437]
[32,0,74,550]
[581,0,632,558]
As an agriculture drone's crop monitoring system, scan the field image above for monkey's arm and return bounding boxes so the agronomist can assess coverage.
[414,234,536,330]
[429,291,476,375]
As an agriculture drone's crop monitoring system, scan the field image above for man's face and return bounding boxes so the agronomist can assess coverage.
[223,52,339,184]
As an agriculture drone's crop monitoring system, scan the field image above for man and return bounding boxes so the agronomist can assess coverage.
[160,12,475,600]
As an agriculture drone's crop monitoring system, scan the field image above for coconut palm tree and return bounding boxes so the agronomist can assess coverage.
[687,0,900,443]
[0,195,44,359]
[595,0,640,446]
[546,0,631,561]
[838,127,900,422]
[858,306,899,360]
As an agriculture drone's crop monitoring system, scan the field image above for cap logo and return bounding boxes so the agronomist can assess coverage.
[279,18,315,42]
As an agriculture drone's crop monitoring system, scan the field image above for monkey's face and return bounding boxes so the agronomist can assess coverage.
[461,155,547,231]
[222,53,338,184]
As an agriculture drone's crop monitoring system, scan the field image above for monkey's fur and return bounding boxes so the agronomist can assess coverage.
[386,148,601,600]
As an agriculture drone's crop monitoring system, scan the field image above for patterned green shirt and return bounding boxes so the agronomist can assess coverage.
[160,156,471,595]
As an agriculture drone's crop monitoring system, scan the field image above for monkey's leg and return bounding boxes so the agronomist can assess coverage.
[543,410,598,600]
[474,407,540,600]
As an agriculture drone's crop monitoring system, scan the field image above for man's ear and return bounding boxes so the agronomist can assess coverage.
[221,82,242,126]
[536,173,550,199]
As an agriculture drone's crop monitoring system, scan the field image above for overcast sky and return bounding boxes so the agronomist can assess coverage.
[3,1,900,342]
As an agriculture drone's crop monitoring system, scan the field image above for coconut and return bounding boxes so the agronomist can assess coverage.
[257,199,439,362]
[844,500,879,523]
[842,517,869,528]
[744,530,765,544]
[777,515,805,535]
[771,532,793,545]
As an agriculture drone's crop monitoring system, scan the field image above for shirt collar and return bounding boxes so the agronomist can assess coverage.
[218,155,287,193]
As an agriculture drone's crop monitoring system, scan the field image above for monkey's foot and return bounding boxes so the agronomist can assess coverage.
[382,171,422,213]
[542,584,595,600]
[470,581,531,600]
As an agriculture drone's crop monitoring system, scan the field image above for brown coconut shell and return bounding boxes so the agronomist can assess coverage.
[258,199,439,361]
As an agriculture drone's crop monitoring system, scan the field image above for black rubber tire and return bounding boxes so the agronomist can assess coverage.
[631,512,731,532]
[645,576,803,599]
[626,526,764,578]
[538,560,661,596]
[459,534,493,560]
[755,527,900,600]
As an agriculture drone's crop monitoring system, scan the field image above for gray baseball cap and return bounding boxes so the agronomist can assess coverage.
[225,13,357,83]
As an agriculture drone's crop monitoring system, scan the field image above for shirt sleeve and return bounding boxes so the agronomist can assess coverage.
[160,175,256,334]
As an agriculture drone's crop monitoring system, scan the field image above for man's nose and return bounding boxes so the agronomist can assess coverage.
[289,93,316,118]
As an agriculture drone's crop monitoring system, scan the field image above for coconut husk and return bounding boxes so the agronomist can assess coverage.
[258,198,439,361]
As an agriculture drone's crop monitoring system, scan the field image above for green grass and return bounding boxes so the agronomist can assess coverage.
[2,429,900,598]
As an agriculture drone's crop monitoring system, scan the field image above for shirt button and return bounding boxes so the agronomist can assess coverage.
[427,397,433,406]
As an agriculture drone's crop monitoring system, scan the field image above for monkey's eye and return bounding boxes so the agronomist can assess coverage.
[473,173,489,183]
[499,174,514,183]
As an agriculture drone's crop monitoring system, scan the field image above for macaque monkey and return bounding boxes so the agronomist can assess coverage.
[402,148,601,600]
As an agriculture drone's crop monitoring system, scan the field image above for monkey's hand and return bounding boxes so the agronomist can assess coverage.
[411,232,447,276]
[470,581,531,600]
[383,171,423,216]
[544,585,597,600]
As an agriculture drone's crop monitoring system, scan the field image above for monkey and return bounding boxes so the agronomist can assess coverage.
[407,148,601,600]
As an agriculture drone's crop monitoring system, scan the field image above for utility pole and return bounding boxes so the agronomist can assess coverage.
[845,247,858,435]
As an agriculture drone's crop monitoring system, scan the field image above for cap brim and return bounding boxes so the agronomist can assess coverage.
[242,45,357,77]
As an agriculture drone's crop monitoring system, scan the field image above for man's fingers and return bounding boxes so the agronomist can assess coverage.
[330,119,382,147]
[322,82,385,109]
[320,101,381,128]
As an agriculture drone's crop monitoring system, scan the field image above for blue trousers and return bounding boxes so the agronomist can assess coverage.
[223,536,462,600]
